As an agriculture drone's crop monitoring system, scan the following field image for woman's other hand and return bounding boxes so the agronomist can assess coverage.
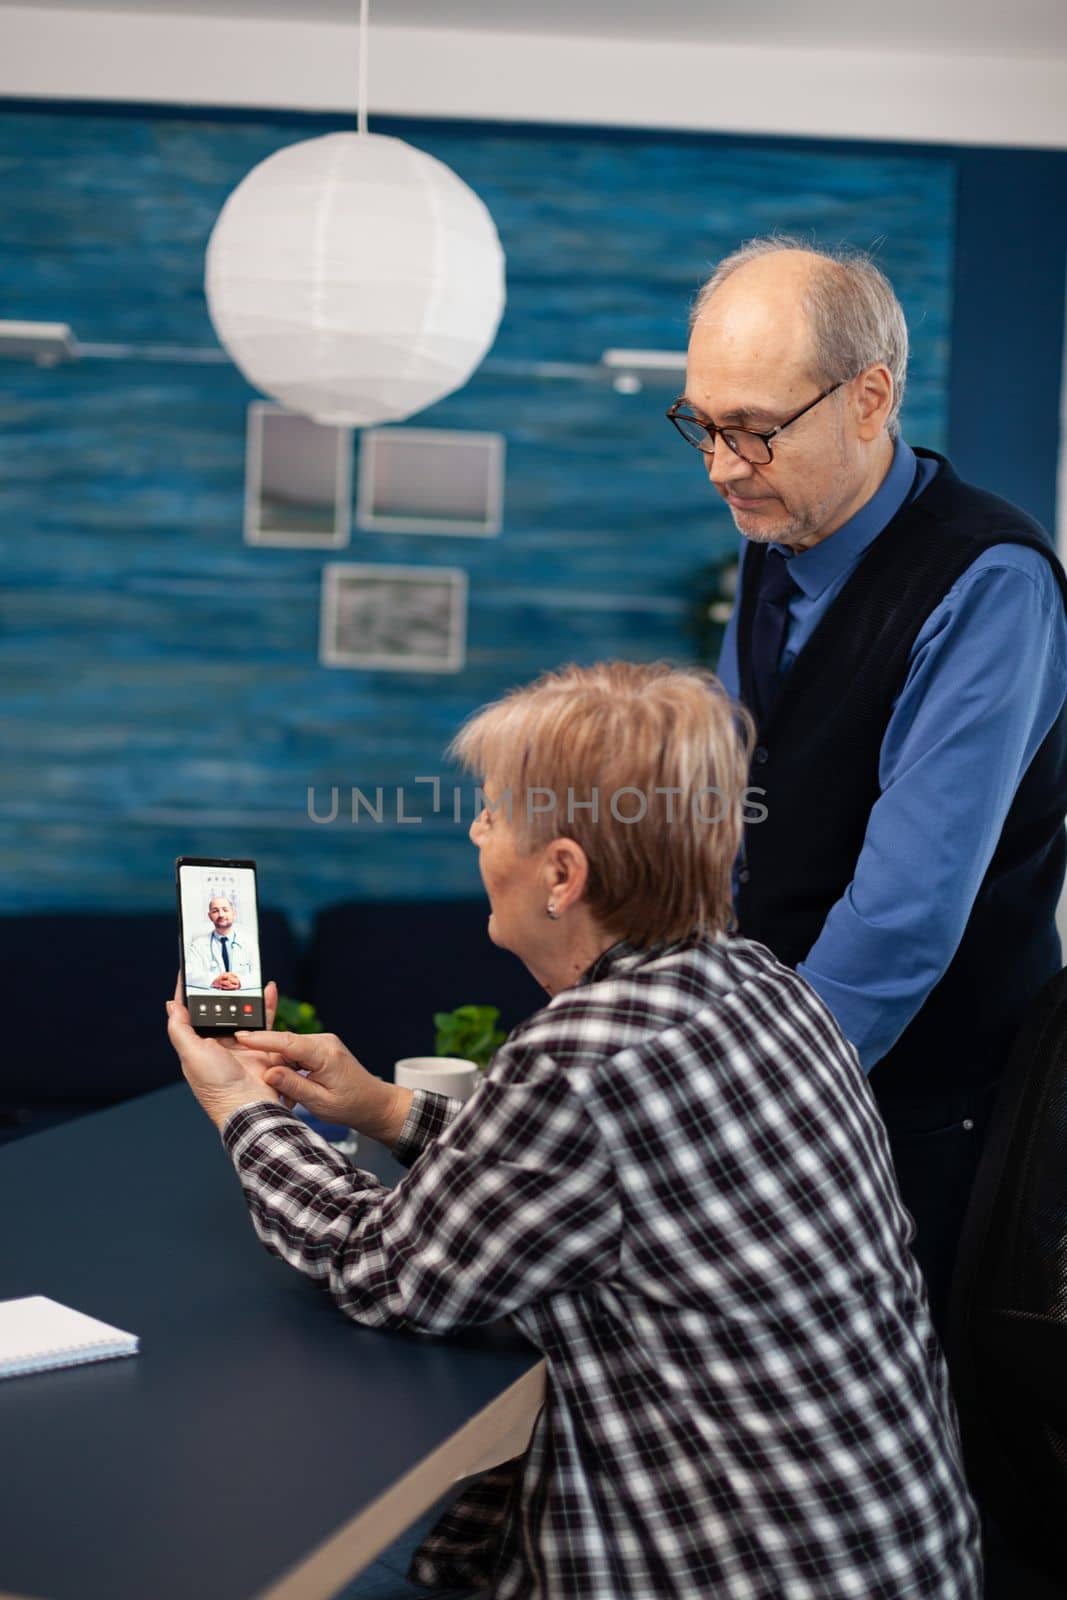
[167,976,283,1129]
[235,1028,412,1147]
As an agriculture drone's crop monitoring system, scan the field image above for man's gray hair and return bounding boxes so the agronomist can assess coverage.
[690,236,909,438]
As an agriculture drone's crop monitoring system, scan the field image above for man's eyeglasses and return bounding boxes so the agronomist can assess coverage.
[666,381,845,465]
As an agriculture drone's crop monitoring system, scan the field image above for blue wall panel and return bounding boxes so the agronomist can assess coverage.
[949,147,1067,529]
[0,106,957,926]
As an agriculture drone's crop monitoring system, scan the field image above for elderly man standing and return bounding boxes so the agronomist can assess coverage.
[669,238,1067,1331]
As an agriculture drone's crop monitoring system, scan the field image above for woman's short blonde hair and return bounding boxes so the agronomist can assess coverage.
[448,661,754,946]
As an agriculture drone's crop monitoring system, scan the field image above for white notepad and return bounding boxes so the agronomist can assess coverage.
[0,1295,138,1379]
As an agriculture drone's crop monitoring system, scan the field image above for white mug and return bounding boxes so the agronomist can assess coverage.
[394,1056,480,1101]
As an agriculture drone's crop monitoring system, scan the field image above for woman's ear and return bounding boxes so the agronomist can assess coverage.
[544,836,589,912]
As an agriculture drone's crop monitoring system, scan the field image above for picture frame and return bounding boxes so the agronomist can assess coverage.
[319,563,468,674]
[244,401,352,549]
[356,427,504,537]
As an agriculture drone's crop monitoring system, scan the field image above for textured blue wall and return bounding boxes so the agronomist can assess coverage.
[948,147,1067,530]
[0,105,955,925]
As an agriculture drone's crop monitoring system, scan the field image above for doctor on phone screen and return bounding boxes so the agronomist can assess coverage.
[185,897,260,993]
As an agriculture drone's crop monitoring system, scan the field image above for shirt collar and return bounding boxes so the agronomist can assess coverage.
[578,931,707,988]
[773,437,917,601]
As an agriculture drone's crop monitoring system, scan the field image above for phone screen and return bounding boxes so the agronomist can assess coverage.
[176,857,266,1034]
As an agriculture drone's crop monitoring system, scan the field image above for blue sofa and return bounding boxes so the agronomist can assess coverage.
[0,900,543,1144]
[303,898,545,1081]
[0,908,298,1144]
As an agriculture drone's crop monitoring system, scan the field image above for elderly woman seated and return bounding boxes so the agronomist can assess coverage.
[167,661,981,1600]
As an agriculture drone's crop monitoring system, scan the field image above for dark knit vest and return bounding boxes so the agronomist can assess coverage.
[734,451,1067,1105]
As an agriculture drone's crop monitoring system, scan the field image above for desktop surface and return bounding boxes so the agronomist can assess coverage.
[0,1084,538,1600]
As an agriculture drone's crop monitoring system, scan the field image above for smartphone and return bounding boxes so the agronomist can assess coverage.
[176,856,266,1036]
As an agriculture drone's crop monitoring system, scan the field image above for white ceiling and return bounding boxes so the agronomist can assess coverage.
[6,0,1065,148]
[17,0,1067,58]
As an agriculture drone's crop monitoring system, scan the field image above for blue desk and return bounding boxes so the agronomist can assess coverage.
[0,1085,543,1600]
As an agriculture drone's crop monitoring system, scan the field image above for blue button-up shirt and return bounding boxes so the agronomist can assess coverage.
[717,439,1067,1071]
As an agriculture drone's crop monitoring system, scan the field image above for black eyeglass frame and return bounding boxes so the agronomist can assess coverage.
[665,380,846,463]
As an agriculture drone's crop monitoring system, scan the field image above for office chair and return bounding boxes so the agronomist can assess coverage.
[945,963,1067,1588]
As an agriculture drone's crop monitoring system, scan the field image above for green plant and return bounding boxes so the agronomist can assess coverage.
[690,554,739,665]
[272,995,324,1035]
[433,1004,506,1071]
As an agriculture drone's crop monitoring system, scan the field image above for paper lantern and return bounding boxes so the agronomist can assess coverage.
[204,132,506,426]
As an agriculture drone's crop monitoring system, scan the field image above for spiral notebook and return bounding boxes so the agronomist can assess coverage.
[0,1295,138,1379]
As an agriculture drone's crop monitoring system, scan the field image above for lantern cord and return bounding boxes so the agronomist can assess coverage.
[357,0,370,136]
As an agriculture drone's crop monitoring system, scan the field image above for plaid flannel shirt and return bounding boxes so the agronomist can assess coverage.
[223,933,981,1599]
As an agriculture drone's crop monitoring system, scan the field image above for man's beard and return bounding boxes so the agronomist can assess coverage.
[730,458,852,548]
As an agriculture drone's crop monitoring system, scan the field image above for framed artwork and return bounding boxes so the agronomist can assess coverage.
[245,402,352,548]
[319,563,468,673]
[357,427,504,536]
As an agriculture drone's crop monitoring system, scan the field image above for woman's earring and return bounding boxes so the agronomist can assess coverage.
[546,902,560,920]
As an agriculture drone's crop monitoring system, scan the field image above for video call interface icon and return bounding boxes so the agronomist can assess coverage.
[192,997,264,1029]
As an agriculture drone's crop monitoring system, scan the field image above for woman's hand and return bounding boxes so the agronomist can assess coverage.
[166,976,285,1130]
[235,1028,412,1147]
